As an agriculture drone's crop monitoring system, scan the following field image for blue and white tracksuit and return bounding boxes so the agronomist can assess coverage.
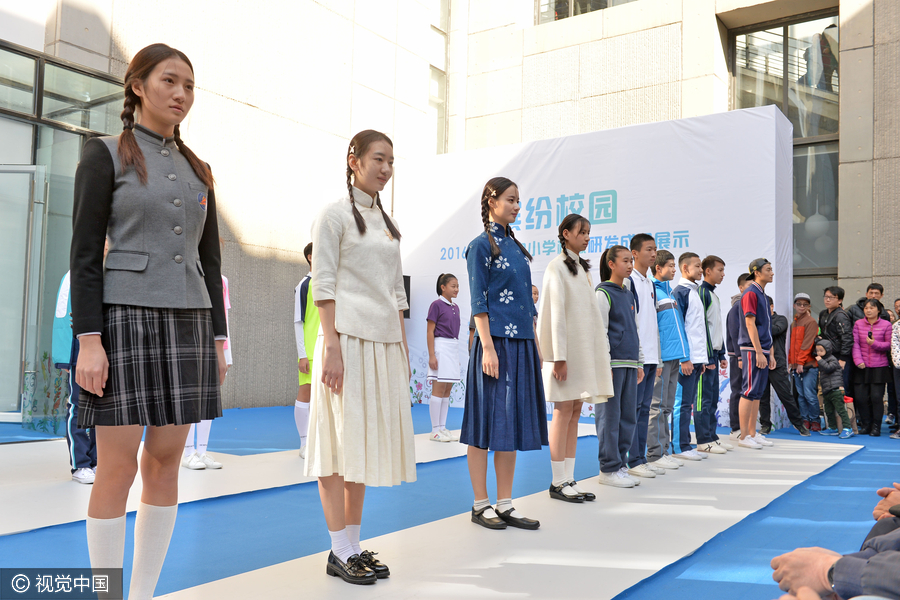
[671,278,709,454]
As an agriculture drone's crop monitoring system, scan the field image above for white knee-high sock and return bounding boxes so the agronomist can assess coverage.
[345,524,362,556]
[294,401,309,446]
[196,420,212,456]
[550,460,567,487]
[129,503,177,600]
[86,515,126,569]
[183,424,196,457]
[429,396,443,432]
[440,397,450,429]
[329,529,355,562]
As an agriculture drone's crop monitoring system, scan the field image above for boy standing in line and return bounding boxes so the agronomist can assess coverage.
[647,250,689,471]
[697,255,732,454]
[671,252,710,461]
[789,293,820,431]
[737,259,776,449]
[726,273,752,438]
[293,242,319,458]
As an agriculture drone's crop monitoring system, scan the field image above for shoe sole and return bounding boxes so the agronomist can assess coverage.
[72,479,94,484]
[672,454,701,461]
[627,472,656,478]
[598,480,634,488]
[549,490,584,503]
[738,444,762,449]
[326,564,377,585]
[471,516,507,530]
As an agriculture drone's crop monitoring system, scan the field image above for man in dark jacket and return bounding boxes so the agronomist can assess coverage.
[847,283,891,324]
[725,274,751,435]
[762,297,808,435]
[818,286,854,391]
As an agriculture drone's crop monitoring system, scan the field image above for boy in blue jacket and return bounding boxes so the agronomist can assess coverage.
[646,250,690,471]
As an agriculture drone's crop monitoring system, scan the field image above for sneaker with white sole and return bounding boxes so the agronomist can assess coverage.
[717,440,734,451]
[429,430,451,443]
[198,453,222,469]
[598,470,635,488]
[627,464,657,478]
[673,449,703,461]
[729,430,741,439]
[697,442,727,455]
[72,467,95,484]
[654,456,679,470]
[181,452,206,470]
[753,433,774,447]
[440,427,459,441]
[646,463,667,475]
[738,436,762,449]
[667,455,685,466]
[619,467,641,485]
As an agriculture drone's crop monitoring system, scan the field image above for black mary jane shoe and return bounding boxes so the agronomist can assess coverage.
[549,483,584,503]
[471,505,507,530]
[497,507,540,530]
[359,550,390,579]
[568,481,596,502]
[326,551,376,585]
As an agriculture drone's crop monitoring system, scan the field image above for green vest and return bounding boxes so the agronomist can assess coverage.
[303,280,321,357]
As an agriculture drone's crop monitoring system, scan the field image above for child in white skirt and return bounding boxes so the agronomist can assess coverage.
[426,273,462,442]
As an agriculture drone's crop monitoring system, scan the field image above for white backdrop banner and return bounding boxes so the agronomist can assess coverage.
[395,106,794,425]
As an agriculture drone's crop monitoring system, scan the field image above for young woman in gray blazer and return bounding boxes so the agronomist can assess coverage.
[71,43,227,600]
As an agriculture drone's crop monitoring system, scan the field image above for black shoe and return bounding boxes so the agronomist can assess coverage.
[497,507,540,530]
[858,425,871,436]
[869,426,881,437]
[796,424,811,436]
[359,550,390,579]
[326,552,376,585]
[471,505,507,530]
[549,483,584,503]
[760,425,772,435]
[568,480,596,501]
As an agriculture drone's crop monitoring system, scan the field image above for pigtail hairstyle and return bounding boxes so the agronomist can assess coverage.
[117,43,213,188]
[480,177,533,261]
[436,273,457,297]
[558,213,591,276]
[599,245,629,282]
[345,129,401,240]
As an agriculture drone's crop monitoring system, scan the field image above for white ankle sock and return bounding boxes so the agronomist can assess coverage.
[439,397,450,429]
[196,419,211,456]
[129,503,177,600]
[86,515,126,569]
[329,528,355,562]
[550,460,567,487]
[294,401,309,447]
[473,498,498,519]
[345,524,362,556]
[183,424,195,457]
[496,498,523,518]
[429,396,443,431]
[565,458,587,494]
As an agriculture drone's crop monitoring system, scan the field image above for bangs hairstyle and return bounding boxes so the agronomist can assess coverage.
[867,283,884,293]
[346,129,401,240]
[824,285,844,301]
[436,273,457,297]
[653,249,674,275]
[480,177,532,261]
[701,255,725,272]
[863,298,884,313]
[599,245,630,282]
[118,43,213,188]
[630,233,654,252]
[558,213,591,276]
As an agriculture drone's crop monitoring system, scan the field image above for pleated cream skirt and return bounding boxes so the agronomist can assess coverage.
[304,333,417,486]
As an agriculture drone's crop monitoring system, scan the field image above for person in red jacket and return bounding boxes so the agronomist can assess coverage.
[789,293,820,431]
[852,299,893,436]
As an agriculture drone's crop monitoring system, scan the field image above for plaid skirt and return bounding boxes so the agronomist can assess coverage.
[78,304,222,428]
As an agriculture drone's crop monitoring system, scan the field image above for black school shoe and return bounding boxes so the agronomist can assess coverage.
[549,483,584,503]
[568,481,596,501]
[359,550,390,579]
[472,505,507,530]
[326,551,376,585]
[497,507,540,530]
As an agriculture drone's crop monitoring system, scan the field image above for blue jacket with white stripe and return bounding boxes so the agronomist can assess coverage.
[652,277,690,363]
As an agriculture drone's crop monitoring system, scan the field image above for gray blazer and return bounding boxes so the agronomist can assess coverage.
[71,125,226,337]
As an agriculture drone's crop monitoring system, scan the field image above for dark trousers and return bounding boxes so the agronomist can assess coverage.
[595,367,638,474]
[627,364,657,468]
[842,360,853,395]
[854,382,886,430]
[672,365,702,453]
[728,355,742,431]
[764,366,805,429]
[65,375,96,472]
[823,388,851,431]
[887,371,898,418]
[697,366,720,444]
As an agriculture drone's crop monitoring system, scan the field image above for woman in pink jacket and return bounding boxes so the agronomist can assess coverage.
[852,298,893,436]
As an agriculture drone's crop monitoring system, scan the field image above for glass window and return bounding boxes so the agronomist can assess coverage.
[41,64,122,134]
[735,28,784,111]
[787,17,839,138]
[538,0,637,23]
[0,48,36,115]
[0,117,34,163]
[429,67,446,154]
[792,275,838,318]
[792,142,838,271]
[428,27,448,71]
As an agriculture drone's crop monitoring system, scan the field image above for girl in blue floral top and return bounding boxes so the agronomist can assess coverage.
[462,176,548,532]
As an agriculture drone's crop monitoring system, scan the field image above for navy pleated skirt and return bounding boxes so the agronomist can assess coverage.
[460,336,548,452]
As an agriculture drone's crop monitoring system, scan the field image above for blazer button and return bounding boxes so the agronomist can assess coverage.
[173,198,182,207]
[168,174,177,180]
[174,226,183,235]
[161,149,170,157]
[174,255,183,264]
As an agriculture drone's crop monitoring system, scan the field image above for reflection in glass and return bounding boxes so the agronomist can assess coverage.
[0,48,36,115]
[792,143,838,270]
[538,0,637,22]
[41,64,122,134]
[429,67,446,154]
[787,17,839,138]
[735,28,784,110]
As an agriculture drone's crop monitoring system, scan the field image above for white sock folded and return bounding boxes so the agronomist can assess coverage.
[129,502,177,600]
[86,515,126,569]
[473,498,498,519]
[196,420,211,456]
[345,524,362,556]
[429,396,443,432]
[329,528,355,562]
[550,460,567,487]
[496,498,523,518]
[440,397,450,429]
[294,401,309,447]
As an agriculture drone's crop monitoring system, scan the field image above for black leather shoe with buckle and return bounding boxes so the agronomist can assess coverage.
[549,483,584,503]
[568,481,595,501]
[471,505,507,530]
[497,507,540,530]
[359,550,390,579]
[326,551,376,585]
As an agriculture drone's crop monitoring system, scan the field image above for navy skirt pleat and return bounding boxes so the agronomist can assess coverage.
[460,336,548,452]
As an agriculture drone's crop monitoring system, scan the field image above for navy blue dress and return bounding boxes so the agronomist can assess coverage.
[461,223,548,451]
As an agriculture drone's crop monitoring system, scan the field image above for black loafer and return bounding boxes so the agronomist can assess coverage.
[472,506,507,530]
[568,481,595,501]
[549,483,584,503]
[359,550,390,579]
[497,507,540,530]
[326,551,376,585]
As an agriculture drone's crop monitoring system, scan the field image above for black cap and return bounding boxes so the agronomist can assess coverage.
[749,258,771,273]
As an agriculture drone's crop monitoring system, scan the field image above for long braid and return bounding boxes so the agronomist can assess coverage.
[558,214,590,275]
[481,191,500,259]
[506,226,533,262]
[117,86,147,184]
[560,232,578,276]
[346,148,367,235]
[374,193,401,240]
[173,125,215,188]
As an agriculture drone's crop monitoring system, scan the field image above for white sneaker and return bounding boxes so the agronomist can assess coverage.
[647,462,667,474]
[619,467,641,485]
[717,440,734,451]
[673,449,703,461]
[430,430,451,443]
[754,433,774,447]
[181,452,206,469]
[598,470,635,488]
[197,453,222,469]
[729,430,741,439]
[697,442,727,455]
[627,464,657,478]
[72,467,95,484]
[299,445,307,459]
[440,427,459,441]
[738,436,762,449]
[668,455,684,466]
[652,456,678,470]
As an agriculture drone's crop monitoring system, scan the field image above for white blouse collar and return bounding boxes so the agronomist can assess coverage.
[351,186,375,209]
[564,248,581,262]
[439,296,454,306]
